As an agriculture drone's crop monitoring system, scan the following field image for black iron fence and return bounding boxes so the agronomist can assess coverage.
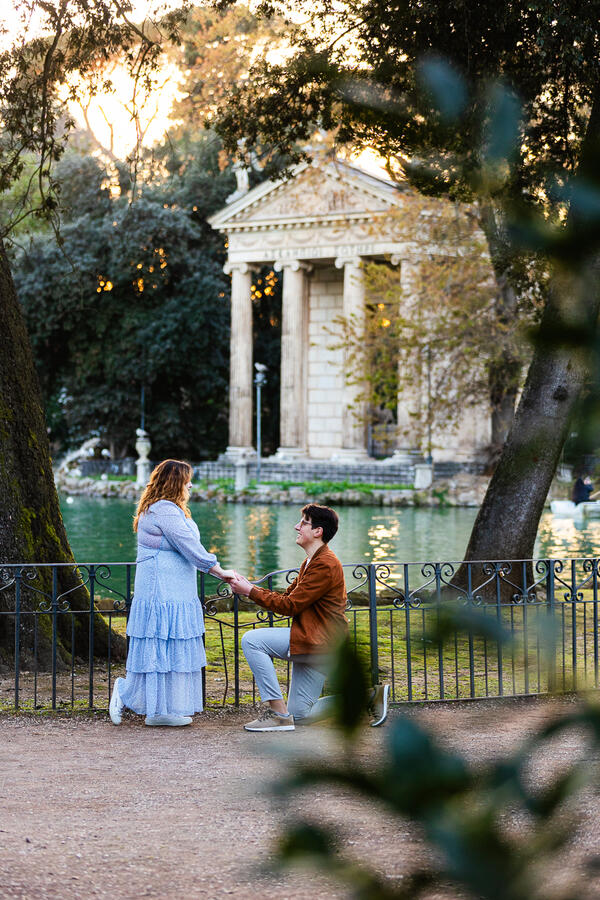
[1,557,598,711]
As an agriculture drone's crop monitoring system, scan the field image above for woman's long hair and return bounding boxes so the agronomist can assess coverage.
[133,459,193,532]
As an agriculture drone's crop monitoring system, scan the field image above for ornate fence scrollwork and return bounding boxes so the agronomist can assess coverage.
[552,558,591,604]
[0,567,15,592]
[346,563,369,610]
[2,556,600,710]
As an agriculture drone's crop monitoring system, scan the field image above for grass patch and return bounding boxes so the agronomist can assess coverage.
[88,473,136,482]
[195,477,236,493]
[266,480,413,494]
[196,478,413,494]
[67,475,415,494]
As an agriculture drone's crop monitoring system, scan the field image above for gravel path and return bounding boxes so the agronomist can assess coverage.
[0,697,597,899]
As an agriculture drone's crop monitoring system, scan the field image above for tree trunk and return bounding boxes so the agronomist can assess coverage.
[0,240,125,668]
[460,90,600,569]
[478,202,521,453]
[461,261,600,567]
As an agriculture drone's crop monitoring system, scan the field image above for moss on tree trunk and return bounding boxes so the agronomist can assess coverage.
[0,240,125,667]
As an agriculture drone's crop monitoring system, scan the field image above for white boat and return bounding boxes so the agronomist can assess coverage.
[550,499,600,518]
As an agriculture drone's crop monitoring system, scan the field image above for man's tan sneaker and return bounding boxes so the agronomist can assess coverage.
[244,707,295,732]
[369,683,390,727]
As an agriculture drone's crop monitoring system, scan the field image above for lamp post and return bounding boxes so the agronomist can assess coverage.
[426,344,432,463]
[254,363,267,484]
[140,384,145,432]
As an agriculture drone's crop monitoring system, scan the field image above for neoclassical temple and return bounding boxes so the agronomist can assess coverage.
[209,157,491,463]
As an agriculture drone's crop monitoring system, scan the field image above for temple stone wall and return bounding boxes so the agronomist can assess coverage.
[434,408,492,463]
[307,266,345,458]
[209,158,496,465]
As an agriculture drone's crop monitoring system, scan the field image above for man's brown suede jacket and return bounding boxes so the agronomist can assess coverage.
[248,543,348,656]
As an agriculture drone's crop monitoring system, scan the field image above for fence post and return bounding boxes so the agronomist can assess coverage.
[14,566,21,710]
[571,558,577,691]
[51,566,58,710]
[368,564,379,687]
[435,563,444,700]
[234,592,240,706]
[404,564,413,701]
[547,560,556,692]
[467,563,476,699]
[594,559,599,688]
[88,564,96,708]
[496,562,504,696]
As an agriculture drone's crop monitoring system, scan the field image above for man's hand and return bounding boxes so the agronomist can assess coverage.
[229,573,254,597]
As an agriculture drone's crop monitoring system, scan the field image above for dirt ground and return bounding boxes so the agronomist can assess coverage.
[1,696,599,900]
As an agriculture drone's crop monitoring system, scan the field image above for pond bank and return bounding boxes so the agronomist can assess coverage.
[56,471,491,507]
[55,470,570,508]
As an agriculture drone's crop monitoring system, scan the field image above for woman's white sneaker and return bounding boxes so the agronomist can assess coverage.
[144,715,193,727]
[109,677,125,725]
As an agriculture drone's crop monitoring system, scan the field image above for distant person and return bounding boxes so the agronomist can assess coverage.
[229,503,390,732]
[572,475,596,505]
[109,459,234,727]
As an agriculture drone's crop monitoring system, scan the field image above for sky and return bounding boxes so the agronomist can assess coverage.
[1,1,389,176]
[2,2,187,157]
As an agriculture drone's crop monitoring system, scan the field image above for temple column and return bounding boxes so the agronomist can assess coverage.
[273,260,311,460]
[223,261,256,459]
[333,256,370,461]
[390,257,424,462]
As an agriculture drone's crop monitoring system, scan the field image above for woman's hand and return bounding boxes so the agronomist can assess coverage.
[209,565,237,582]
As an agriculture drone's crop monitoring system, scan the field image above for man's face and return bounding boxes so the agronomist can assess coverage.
[295,514,317,549]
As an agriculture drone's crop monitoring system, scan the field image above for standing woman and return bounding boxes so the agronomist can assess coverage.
[109,459,234,727]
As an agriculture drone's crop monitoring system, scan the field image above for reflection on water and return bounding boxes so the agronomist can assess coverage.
[536,511,600,559]
[59,495,600,575]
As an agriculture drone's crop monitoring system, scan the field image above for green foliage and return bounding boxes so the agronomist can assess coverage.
[293,480,410,494]
[275,633,600,900]
[194,479,412,494]
[166,4,286,133]
[0,0,188,238]
[145,130,283,455]
[216,0,600,222]
[12,149,232,458]
[327,638,371,736]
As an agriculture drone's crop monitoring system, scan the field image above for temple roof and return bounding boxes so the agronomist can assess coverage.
[208,158,405,233]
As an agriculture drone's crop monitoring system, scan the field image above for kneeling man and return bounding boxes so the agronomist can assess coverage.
[230,504,347,732]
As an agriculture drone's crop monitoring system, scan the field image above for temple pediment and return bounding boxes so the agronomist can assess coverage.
[209,159,404,231]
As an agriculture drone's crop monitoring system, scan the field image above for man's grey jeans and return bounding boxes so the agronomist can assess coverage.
[241,627,335,722]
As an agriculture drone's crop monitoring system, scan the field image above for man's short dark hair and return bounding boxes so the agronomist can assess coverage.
[302,504,339,544]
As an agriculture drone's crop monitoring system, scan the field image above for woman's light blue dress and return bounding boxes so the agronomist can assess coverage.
[119,500,218,717]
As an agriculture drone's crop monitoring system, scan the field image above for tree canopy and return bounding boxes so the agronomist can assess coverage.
[0,0,189,661]
[215,0,599,208]
[214,0,600,563]
[12,148,233,458]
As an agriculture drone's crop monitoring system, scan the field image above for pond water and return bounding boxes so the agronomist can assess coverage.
[59,495,600,574]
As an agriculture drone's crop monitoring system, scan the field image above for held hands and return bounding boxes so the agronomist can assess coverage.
[209,565,254,595]
[229,572,254,597]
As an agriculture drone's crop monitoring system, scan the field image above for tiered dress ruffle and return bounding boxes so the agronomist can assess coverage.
[119,503,215,718]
